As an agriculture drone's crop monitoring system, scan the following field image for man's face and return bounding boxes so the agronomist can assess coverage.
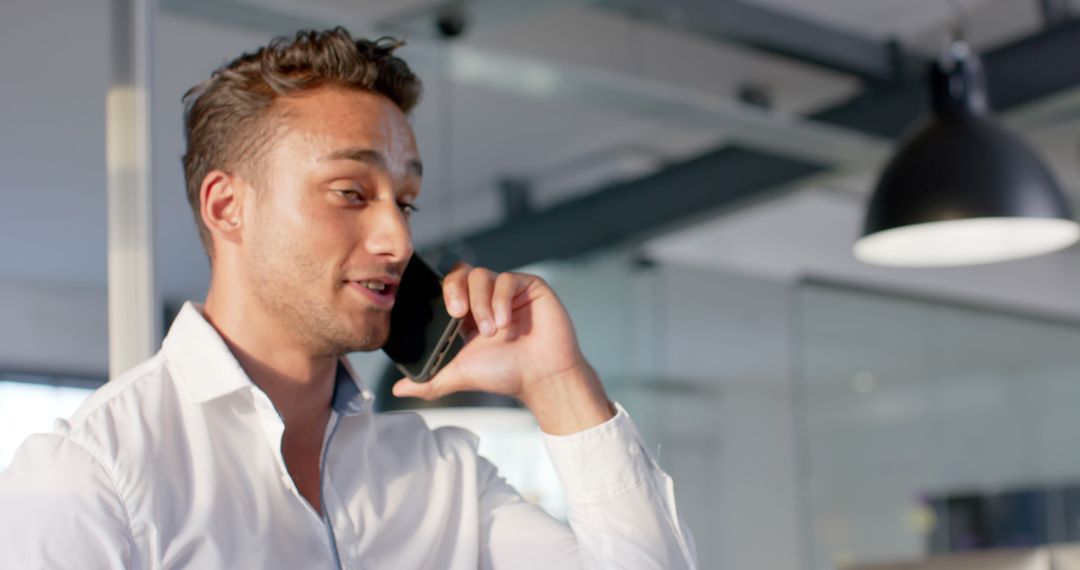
[240,86,420,356]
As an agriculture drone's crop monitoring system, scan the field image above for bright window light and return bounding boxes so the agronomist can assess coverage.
[0,380,95,471]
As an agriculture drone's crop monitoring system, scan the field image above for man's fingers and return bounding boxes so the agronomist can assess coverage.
[467,268,497,337]
[392,377,444,400]
[442,264,529,333]
[492,272,521,329]
[391,378,430,399]
[442,263,472,318]
[391,356,471,401]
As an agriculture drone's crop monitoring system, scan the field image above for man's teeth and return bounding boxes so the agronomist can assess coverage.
[359,281,386,292]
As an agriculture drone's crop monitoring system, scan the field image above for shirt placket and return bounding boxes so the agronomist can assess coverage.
[251,389,343,568]
[323,400,374,570]
[319,411,345,570]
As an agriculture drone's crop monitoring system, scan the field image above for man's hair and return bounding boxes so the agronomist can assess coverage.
[181,27,422,260]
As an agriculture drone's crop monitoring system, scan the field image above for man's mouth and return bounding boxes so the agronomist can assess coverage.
[345,278,398,308]
[358,280,389,292]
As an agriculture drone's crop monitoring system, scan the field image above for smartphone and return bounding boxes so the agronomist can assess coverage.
[381,254,464,383]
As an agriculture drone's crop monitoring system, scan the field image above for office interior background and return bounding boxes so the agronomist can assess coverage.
[6,0,1080,567]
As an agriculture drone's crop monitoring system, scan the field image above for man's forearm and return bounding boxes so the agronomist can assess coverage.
[519,364,615,435]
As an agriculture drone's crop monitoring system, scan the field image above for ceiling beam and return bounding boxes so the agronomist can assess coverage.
[447,19,1080,270]
[446,148,822,271]
[593,0,923,85]
[815,17,1080,138]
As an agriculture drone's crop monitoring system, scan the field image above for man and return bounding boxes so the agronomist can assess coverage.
[0,29,696,568]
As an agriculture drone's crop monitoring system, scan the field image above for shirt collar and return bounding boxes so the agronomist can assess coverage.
[163,301,373,414]
[333,356,374,416]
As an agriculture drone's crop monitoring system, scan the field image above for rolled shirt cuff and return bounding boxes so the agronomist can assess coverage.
[540,401,654,504]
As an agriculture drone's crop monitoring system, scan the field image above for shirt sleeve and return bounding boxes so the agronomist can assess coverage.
[0,433,135,569]
[478,402,697,569]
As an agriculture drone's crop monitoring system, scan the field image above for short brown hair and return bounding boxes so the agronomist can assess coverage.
[181,28,422,259]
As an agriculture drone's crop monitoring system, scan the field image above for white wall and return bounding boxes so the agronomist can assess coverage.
[0,281,108,377]
[0,0,110,290]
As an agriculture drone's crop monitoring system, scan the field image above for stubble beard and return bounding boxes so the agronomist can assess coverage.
[247,243,390,357]
[252,277,390,356]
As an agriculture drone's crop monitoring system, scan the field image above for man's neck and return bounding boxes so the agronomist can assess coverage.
[202,291,336,430]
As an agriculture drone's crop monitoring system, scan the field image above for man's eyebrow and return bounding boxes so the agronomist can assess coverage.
[320,148,423,177]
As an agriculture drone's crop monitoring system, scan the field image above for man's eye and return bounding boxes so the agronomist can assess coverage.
[398,202,419,215]
[334,189,365,203]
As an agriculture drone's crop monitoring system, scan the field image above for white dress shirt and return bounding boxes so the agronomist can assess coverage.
[0,302,696,569]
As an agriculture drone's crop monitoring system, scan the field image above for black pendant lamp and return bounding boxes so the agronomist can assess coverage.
[855,41,1079,267]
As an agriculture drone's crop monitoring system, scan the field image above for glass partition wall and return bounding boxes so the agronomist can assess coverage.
[796,280,1080,569]
[529,254,1080,569]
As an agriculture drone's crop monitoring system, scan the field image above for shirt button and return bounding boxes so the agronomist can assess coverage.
[628,444,640,456]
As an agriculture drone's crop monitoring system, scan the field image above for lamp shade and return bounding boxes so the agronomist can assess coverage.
[855,42,1079,267]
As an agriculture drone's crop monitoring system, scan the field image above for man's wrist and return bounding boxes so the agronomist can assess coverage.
[519,363,615,436]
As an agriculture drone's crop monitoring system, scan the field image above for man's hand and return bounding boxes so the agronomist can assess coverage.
[391,264,614,435]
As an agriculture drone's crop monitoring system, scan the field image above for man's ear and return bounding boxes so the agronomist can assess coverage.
[200,170,245,247]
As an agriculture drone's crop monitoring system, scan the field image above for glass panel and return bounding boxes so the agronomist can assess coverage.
[797,282,1080,569]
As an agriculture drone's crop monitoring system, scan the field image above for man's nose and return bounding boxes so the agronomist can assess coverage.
[366,200,413,263]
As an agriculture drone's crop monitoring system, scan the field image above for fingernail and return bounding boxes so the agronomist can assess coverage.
[449,299,465,315]
[495,313,508,328]
[480,320,495,336]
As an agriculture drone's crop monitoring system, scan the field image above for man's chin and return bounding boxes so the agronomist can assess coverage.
[345,320,389,353]
[345,333,388,354]
[321,307,389,354]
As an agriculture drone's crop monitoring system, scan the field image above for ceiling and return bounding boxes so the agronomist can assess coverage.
[4,0,1080,319]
